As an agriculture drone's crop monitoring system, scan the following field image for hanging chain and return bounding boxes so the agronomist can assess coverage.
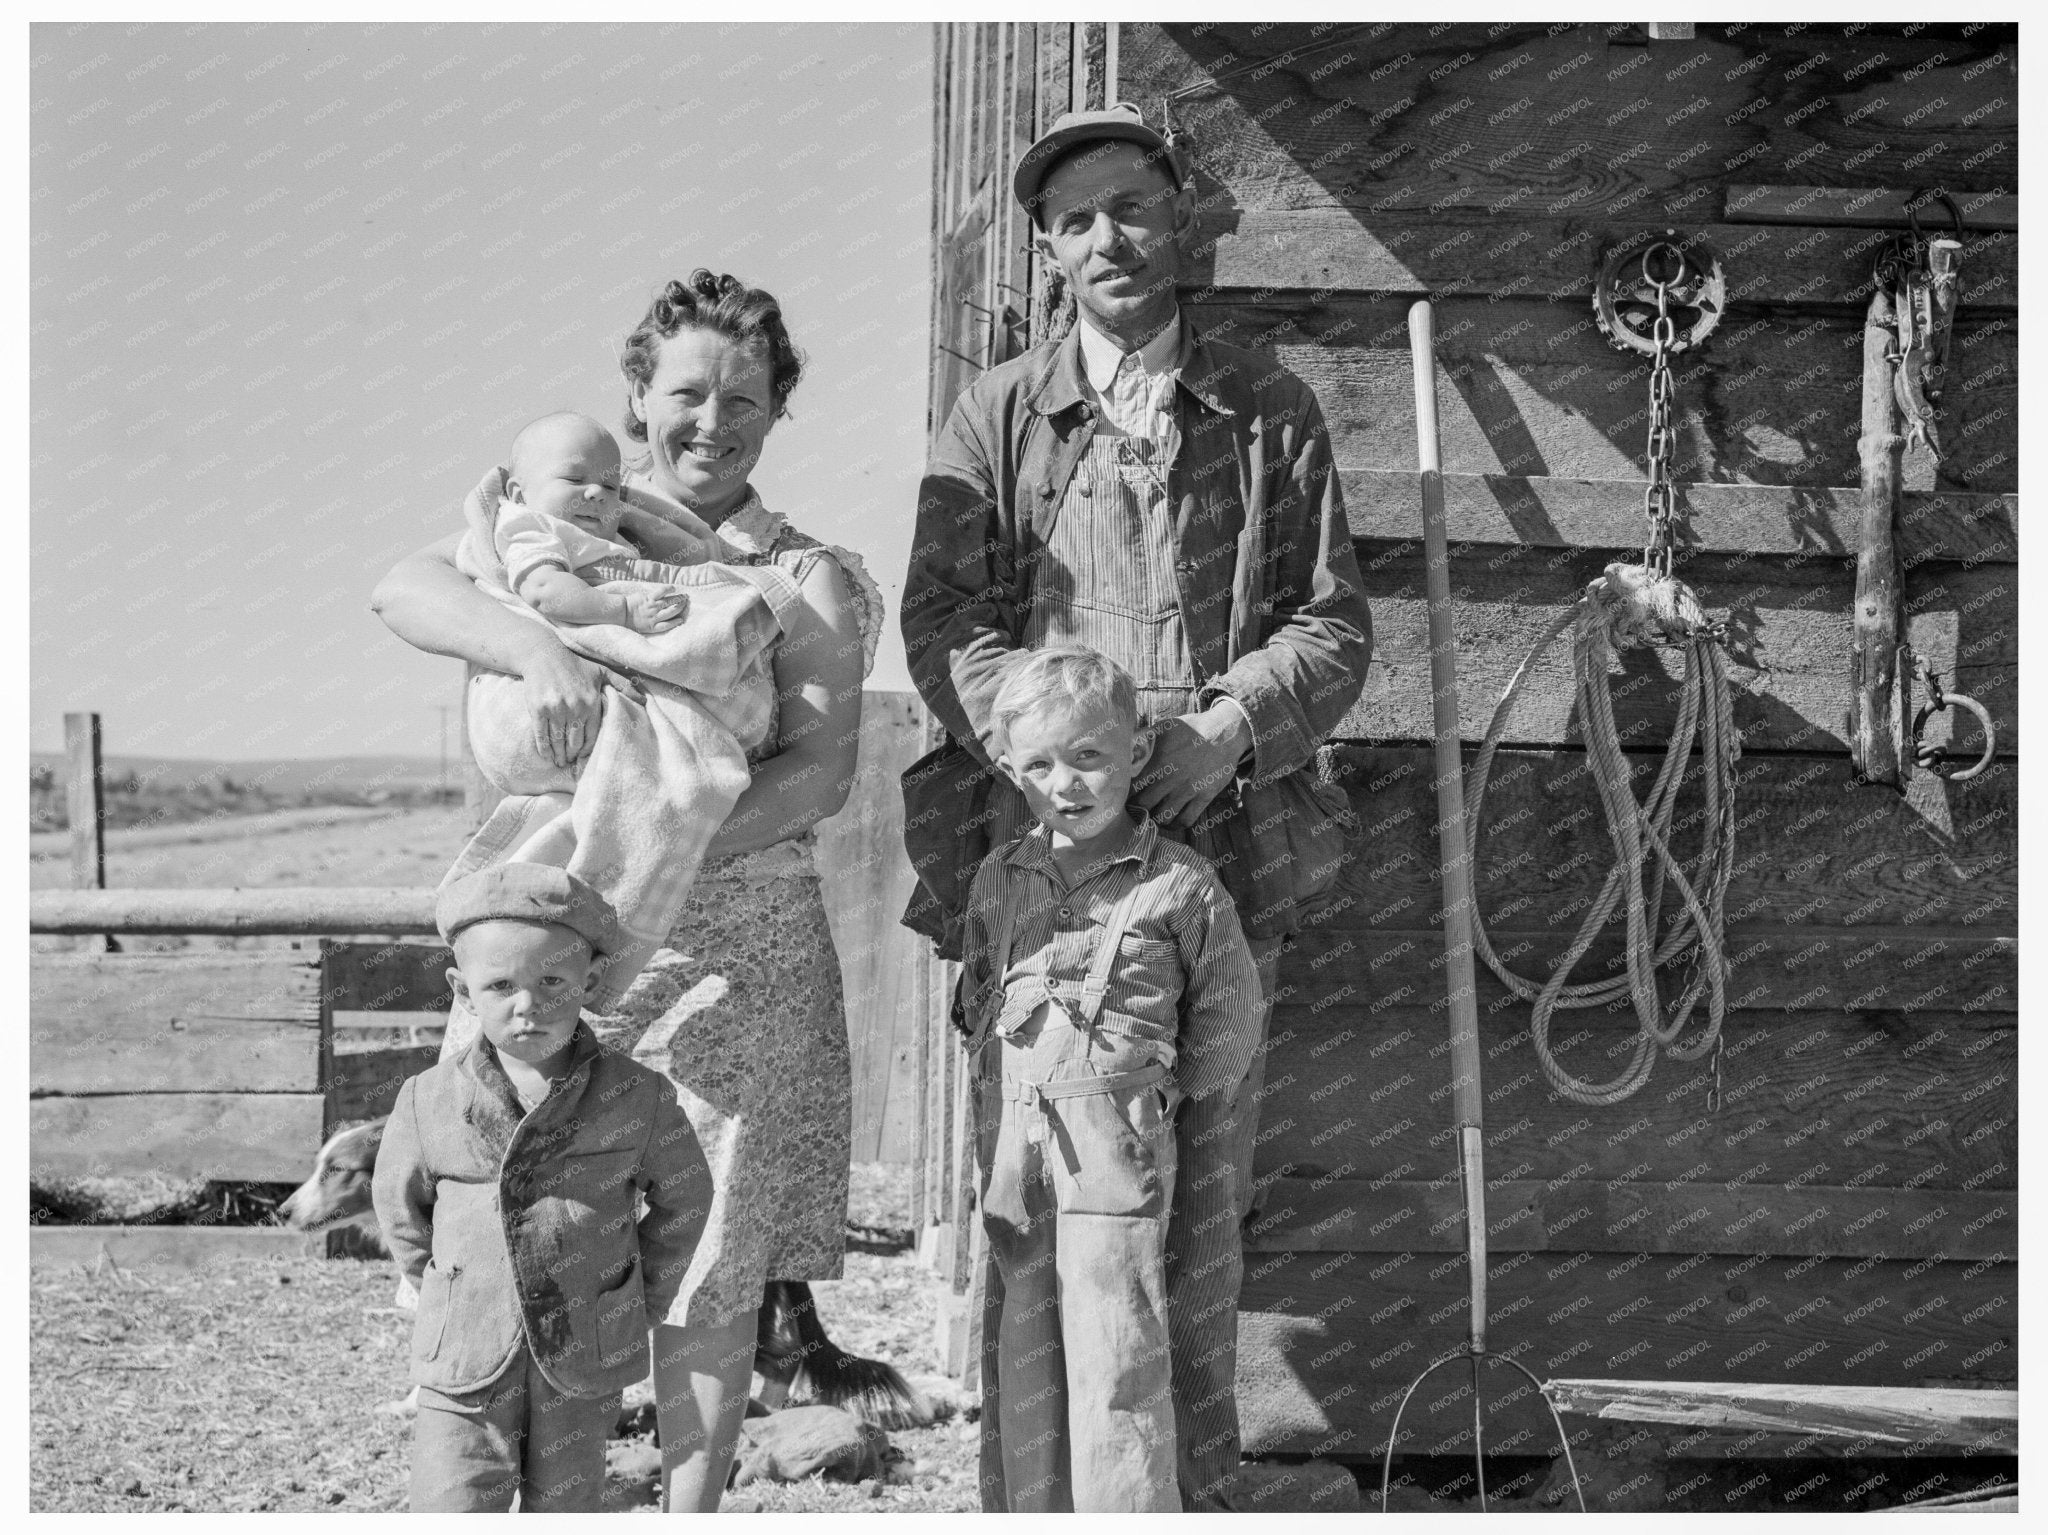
[1639,243,1683,581]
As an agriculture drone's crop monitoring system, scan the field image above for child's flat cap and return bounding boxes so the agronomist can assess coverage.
[436,864,622,957]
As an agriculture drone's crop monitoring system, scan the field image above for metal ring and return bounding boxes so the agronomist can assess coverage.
[1640,240,1686,289]
[1592,236,1726,356]
[1911,691,1998,782]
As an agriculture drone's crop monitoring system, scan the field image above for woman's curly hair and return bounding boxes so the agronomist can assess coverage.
[618,270,806,439]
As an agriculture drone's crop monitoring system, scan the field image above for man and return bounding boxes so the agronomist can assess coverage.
[902,105,1372,1509]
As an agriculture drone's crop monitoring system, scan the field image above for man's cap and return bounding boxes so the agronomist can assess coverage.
[436,864,622,959]
[1012,103,1190,223]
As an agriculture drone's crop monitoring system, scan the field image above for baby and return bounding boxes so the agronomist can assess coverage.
[374,863,711,1512]
[496,411,708,637]
[446,412,805,1016]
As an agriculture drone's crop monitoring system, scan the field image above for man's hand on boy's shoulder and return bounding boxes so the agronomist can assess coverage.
[1132,702,1250,829]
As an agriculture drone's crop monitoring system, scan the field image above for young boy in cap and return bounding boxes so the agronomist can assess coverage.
[960,646,1263,1512]
[374,864,712,1512]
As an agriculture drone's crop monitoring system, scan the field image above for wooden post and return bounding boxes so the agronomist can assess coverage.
[62,712,117,954]
[1851,289,1909,788]
[63,712,105,892]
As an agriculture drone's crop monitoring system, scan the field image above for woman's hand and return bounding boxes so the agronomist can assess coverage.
[369,529,645,770]
[519,645,644,769]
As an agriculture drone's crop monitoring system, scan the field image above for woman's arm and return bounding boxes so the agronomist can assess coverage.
[369,531,639,769]
[700,553,865,862]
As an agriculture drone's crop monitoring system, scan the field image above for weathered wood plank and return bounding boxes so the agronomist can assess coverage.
[816,692,929,1164]
[1726,186,2020,232]
[29,887,436,936]
[1341,471,2018,564]
[1124,24,2015,220]
[1329,545,2016,752]
[321,941,452,1013]
[1236,1251,2015,1457]
[30,1093,326,1182]
[30,951,323,1095]
[1254,1006,2015,1188]
[1247,1178,2013,1260]
[1281,926,2015,1014]
[326,1047,439,1126]
[1193,296,2016,493]
[1545,1378,2017,1453]
[29,1225,325,1271]
[1198,211,2018,310]
[1316,747,2016,936]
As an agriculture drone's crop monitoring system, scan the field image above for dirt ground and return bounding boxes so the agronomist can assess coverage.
[30,805,979,1512]
[29,1165,979,1514]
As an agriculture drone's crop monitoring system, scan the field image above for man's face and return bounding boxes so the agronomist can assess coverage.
[1033,141,1189,341]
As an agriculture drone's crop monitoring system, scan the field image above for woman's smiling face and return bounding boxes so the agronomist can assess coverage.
[630,324,776,522]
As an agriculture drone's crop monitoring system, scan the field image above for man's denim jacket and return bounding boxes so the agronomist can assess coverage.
[373,1023,711,1399]
[903,320,1373,940]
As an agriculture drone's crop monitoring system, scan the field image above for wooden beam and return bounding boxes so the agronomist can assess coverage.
[1260,1004,2012,1195]
[1726,185,2019,232]
[1282,926,2016,1015]
[30,1225,325,1271]
[1851,287,1909,787]
[1544,1378,2017,1455]
[1239,1247,2014,1459]
[31,1093,325,1182]
[1193,211,2017,310]
[1342,470,2017,565]
[1313,745,2017,940]
[1190,293,2017,496]
[1324,544,2016,754]
[63,712,106,892]
[31,951,324,1095]
[29,887,436,936]
[1247,1177,2013,1261]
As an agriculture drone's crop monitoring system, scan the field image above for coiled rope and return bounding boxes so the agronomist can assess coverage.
[1464,563,1739,1106]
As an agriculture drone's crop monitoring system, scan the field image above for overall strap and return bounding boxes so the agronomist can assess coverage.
[1073,868,1153,1028]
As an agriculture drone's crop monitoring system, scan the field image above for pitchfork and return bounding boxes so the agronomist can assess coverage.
[1377,301,1586,1513]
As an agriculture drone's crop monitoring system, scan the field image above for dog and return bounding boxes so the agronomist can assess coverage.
[281,1117,934,1430]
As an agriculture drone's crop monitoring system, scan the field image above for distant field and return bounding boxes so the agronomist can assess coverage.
[28,804,474,892]
[28,753,454,836]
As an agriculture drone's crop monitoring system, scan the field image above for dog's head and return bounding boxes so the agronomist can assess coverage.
[277,1118,387,1232]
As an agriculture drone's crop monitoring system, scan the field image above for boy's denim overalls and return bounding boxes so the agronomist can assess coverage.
[971,875,1183,1512]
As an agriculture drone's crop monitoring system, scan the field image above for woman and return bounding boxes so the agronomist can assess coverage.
[370,270,881,1510]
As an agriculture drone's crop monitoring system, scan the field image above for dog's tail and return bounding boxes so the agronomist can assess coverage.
[760,1280,938,1430]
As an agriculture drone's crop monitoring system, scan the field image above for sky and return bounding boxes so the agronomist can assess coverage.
[30,21,934,759]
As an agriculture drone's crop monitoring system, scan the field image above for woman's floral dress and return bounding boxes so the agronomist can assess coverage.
[588,487,883,1328]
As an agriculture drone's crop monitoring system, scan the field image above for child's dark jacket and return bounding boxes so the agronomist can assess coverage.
[372,1022,710,1399]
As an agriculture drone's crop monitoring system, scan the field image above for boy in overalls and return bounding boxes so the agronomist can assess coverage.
[961,646,1264,1512]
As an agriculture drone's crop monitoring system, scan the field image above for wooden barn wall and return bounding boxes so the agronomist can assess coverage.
[1114,20,2018,1460]
[927,21,2019,1456]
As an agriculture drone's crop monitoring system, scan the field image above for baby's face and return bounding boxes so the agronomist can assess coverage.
[449,919,596,1073]
[511,423,626,540]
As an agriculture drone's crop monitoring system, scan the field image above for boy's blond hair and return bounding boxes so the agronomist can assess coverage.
[989,646,1141,753]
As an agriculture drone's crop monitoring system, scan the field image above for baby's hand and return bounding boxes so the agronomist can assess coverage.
[621,585,688,635]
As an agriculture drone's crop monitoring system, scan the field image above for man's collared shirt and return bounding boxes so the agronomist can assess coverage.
[1075,310,1187,462]
[962,814,1263,1104]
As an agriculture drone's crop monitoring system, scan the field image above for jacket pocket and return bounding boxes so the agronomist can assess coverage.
[412,1260,457,1366]
[592,1260,651,1377]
